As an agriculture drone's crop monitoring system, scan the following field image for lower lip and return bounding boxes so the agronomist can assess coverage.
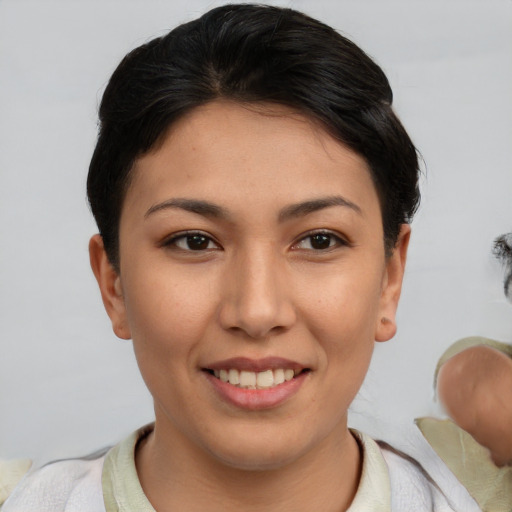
[204,371,308,411]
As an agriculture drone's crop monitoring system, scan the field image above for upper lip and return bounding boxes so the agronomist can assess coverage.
[204,357,307,373]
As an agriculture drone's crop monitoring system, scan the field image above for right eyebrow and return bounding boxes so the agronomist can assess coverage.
[144,198,230,220]
[278,195,362,222]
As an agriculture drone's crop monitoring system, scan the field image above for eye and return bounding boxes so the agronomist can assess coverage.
[164,232,220,251]
[293,231,347,251]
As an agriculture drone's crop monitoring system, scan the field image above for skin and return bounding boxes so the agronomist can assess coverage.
[438,345,512,466]
[90,100,410,511]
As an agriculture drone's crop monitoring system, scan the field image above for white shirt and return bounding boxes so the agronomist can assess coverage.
[2,425,480,512]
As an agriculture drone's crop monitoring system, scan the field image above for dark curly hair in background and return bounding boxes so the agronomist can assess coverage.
[494,233,512,301]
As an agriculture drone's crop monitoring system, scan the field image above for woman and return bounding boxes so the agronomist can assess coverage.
[2,4,480,511]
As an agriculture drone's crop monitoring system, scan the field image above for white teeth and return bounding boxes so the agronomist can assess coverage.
[212,368,301,389]
[228,368,240,385]
[239,370,256,388]
[274,368,285,385]
[256,369,274,388]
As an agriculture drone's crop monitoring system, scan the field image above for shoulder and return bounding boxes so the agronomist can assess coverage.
[377,437,482,512]
[2,451,106,512]
[351,430,473,512]
[379,441,450,510]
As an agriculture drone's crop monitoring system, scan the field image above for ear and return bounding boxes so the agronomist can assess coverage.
[89,234,131,340]
[375,224,411,342]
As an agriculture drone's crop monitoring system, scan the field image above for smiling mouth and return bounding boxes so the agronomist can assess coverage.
[205,368,309,389]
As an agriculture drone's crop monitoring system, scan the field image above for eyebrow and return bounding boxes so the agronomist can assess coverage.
[145,195,362,221]
[145,198,230,219]
[278,196,362,222]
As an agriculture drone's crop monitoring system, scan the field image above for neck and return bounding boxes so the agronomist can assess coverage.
[136,418,362,512]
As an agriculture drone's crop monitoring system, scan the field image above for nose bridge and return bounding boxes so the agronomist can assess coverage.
[219,242,295,338]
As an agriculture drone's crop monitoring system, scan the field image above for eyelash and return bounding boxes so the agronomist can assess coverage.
[162,230,348,253]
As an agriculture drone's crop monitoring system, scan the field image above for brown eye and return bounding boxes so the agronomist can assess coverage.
[293,231,346,251]
[168,232,219,251]
[310,233,332,250]
[184,235,210,250]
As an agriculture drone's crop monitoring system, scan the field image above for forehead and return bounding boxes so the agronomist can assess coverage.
[124,100,379,221]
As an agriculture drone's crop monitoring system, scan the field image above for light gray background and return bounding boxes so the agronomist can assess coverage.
[1,0,511,466]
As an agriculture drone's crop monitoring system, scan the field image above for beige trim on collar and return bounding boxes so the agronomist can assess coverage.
[348,430,391,512]
[102,424,155,512]
[102,425,391,512]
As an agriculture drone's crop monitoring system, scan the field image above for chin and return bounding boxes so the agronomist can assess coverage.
[201,425,318,472]
[212,445,303,472]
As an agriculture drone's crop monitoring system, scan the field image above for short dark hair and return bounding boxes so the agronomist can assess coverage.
[87,3,420,269]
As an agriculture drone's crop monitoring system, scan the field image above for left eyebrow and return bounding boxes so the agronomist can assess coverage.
[145,198,230,220]
[278,196,362,222]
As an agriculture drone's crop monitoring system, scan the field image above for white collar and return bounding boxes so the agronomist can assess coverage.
[102,425,391,512]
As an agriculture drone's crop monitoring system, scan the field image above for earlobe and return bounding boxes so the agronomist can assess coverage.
[89,234,132,340]
[375,224,411,342]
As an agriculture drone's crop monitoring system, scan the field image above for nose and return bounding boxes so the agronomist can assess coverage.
[218,247,296,339]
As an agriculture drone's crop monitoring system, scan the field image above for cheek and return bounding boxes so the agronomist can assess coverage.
[122,265,220,364]
[301,263,383,338]
[122,270,219,418]
[299,263,383,378]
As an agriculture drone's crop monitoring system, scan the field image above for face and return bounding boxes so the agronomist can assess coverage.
[91,101,409,471]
